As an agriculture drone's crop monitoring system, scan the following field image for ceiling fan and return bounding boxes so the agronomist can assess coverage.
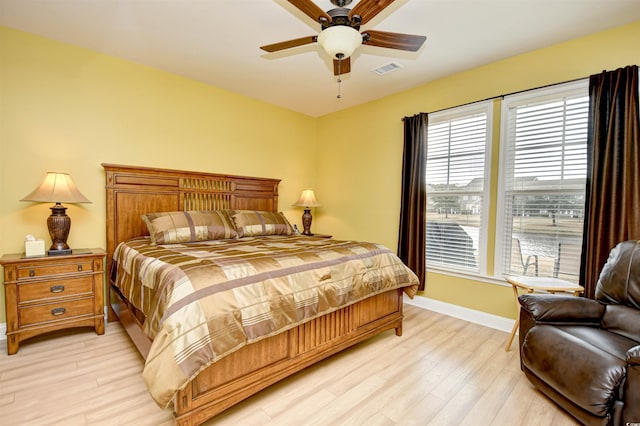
[260,0,427,77]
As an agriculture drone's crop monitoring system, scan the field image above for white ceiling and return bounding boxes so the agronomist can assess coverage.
[2,0,640,117]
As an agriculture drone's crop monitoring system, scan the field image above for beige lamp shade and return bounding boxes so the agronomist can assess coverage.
[293,189,321,208]
[21,172,91,204]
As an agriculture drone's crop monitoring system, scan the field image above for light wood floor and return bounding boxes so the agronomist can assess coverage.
[0,305,578,425]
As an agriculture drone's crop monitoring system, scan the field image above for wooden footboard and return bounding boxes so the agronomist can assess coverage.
[173,288,404,426]
[108,284,404,426]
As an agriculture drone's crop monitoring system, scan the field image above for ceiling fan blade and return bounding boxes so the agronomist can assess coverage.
[260,35,318,53]
[333,57,351,76]
[349,0,396,25]
[363,30,426,52]
[288,0,332,24]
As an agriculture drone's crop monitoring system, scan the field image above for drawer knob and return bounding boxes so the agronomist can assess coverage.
[51,307,66,316]
[50,285,65,293]
[29,269,35,277]
[77,264,83,272]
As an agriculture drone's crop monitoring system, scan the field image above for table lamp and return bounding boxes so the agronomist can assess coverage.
[293,189,321,236]
[21,172,91,255]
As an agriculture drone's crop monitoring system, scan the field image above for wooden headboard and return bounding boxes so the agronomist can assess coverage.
[102,163,280,268]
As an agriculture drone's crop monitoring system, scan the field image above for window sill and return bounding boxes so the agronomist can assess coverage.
[425,265,509,287]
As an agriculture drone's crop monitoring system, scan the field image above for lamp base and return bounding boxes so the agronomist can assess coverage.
[48,248,72,256]
[47,203,72,256]
[301,208,314,236]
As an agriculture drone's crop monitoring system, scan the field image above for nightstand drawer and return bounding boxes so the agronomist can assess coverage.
[16,260,94,280]
[18,276,94,304]
[19,297,95,327]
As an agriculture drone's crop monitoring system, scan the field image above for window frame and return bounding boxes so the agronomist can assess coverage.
[425,100,493,276]
[494,79,589,279]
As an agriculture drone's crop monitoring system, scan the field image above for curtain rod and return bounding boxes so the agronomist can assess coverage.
[402,75,588,120]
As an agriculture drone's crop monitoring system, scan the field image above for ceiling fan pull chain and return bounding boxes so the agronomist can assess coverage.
[337,55,343,99]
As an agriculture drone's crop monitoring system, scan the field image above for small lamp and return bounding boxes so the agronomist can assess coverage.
[21,172,91,256]
[293,189,321,236]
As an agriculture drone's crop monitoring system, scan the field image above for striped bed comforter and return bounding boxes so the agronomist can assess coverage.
[111,235,419,407]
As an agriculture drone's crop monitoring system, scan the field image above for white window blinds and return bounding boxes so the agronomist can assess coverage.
[497,80,589,282]
[426,102,492,272]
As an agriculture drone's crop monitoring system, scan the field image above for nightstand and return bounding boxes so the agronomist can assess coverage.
[302,234,332,239]
[0,248,105,355]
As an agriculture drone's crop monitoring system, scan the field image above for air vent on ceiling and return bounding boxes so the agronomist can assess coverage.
[371,61,403,76]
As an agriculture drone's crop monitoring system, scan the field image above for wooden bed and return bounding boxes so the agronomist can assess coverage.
[103,163,408,426]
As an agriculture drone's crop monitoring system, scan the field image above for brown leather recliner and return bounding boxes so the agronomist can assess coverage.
[518,240,640,426]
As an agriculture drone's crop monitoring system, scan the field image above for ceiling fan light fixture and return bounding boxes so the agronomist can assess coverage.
[317,25,362,59]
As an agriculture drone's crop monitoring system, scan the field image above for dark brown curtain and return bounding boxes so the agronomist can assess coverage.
[398,113,428,290]
[581,65,640,298]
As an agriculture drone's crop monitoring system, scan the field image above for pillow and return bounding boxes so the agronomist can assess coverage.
[141,210,238,245]
[232,210,293,238]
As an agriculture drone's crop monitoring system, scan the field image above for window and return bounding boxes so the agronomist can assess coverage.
[496,80,589,282]
[426,102,492,273]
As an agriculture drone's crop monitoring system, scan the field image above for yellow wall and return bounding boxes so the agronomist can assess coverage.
[316,20,640,319]
[1,21,639,324]
[0,26,318,322]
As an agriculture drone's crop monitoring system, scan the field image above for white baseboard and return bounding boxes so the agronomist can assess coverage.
[0,300,513,342]
[404,294,515,334]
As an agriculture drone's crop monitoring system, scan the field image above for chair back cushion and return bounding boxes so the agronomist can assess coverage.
[595,240,640,308]
[602,305,640,342]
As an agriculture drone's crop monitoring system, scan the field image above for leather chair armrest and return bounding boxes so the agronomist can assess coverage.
[518,294,605,323]
[623,346,640,423]
[628,345,640,365]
